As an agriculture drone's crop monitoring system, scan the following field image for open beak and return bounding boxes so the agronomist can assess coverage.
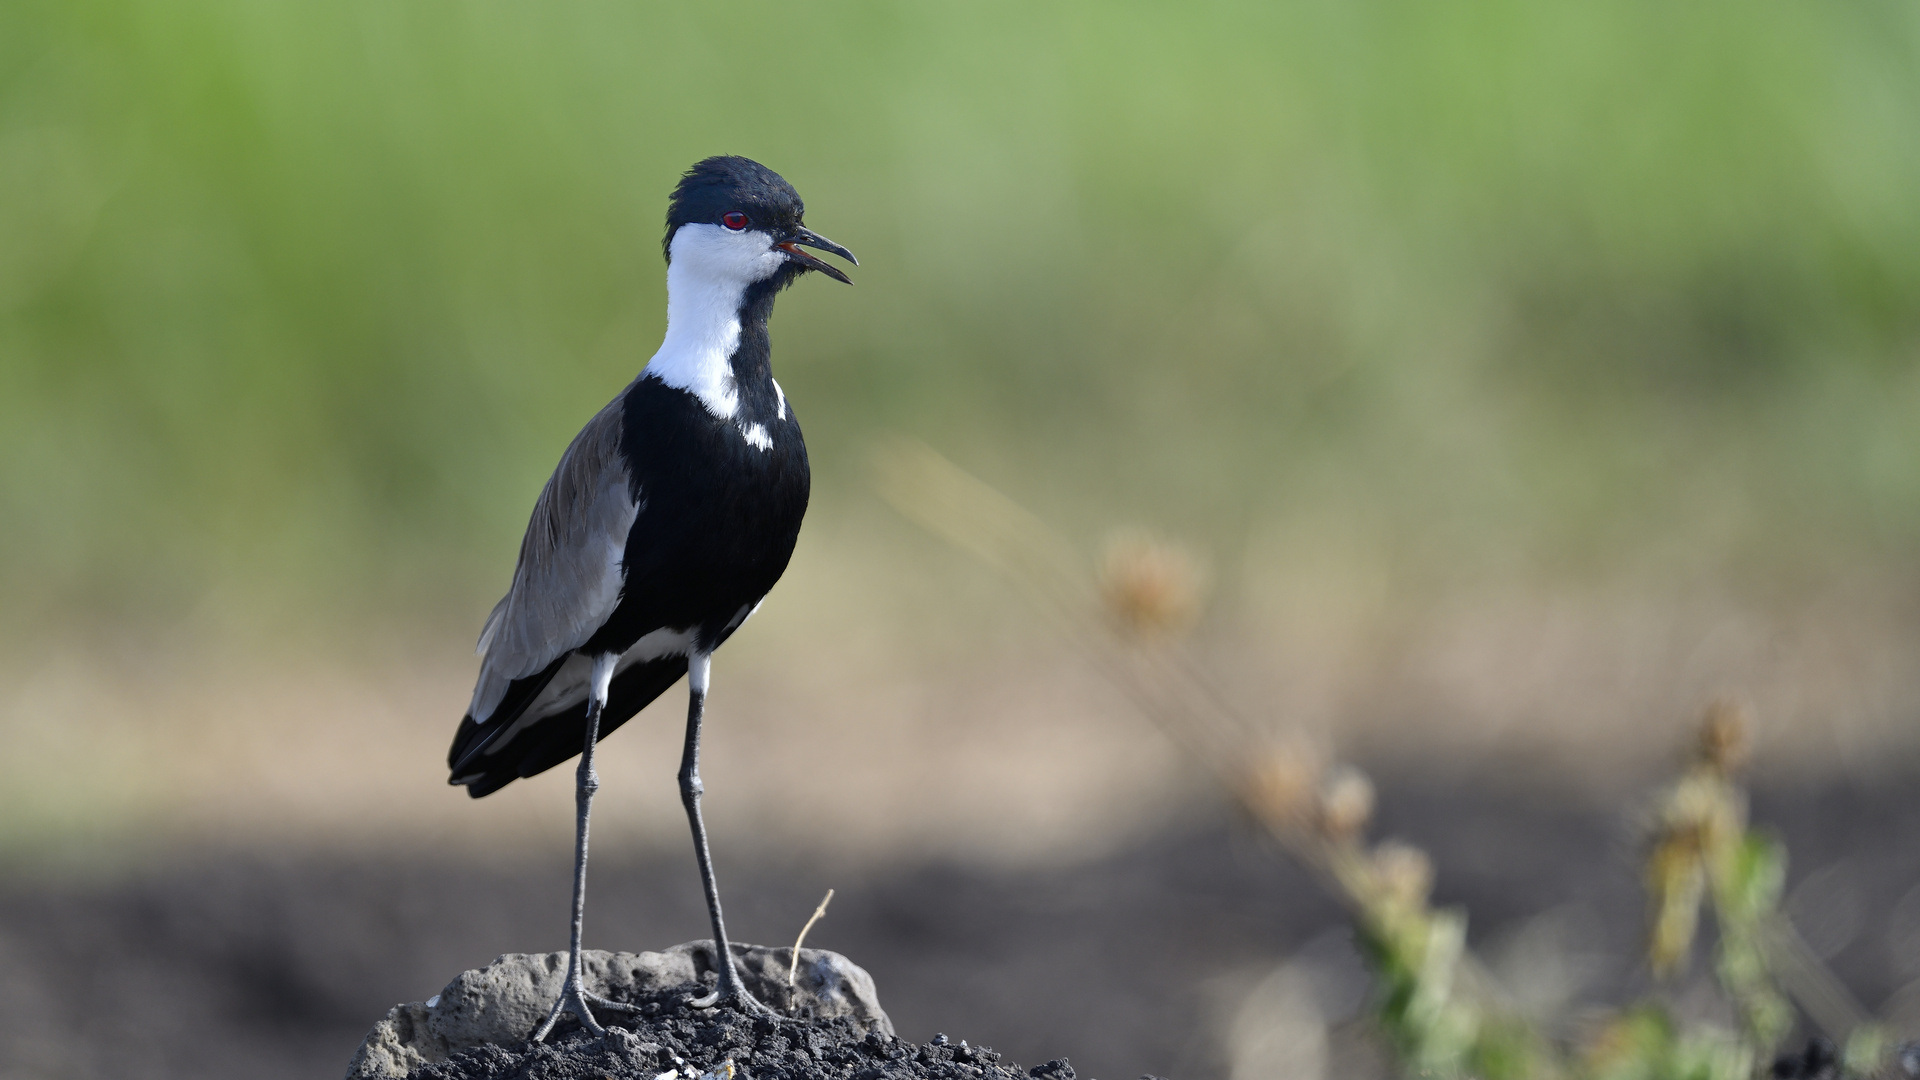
[777,226,857,285]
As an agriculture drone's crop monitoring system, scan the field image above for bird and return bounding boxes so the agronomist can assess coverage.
[444,155,855,1038]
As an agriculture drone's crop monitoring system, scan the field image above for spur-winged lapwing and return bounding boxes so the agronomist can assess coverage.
[446,156,854,1037]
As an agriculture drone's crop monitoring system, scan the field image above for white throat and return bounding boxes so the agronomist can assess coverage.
[643,223,785,419]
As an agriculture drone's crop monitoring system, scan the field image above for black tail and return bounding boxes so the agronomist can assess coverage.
[447,655,569,777]
[447,655,690,798]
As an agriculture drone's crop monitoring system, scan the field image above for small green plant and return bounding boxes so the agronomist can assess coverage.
[1253,703,1840,1080]
[1232,707,1794,1080]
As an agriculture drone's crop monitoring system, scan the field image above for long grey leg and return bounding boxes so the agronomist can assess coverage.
[533,652,634,1041]
[680,652,770,1013]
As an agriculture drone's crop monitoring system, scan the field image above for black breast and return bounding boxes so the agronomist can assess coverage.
[586,373,810,656]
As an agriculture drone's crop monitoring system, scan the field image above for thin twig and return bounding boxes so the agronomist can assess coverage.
[787,888,835,992]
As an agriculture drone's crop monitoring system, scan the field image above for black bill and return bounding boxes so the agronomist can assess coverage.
[777,226,857,284]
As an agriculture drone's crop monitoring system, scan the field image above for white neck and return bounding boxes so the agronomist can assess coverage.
[643,223,784,419]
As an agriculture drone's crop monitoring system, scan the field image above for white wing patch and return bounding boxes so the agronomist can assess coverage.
[480,626,698,753]
[772,378,787,420]
[740,422,772,451]
[729,599,763,631]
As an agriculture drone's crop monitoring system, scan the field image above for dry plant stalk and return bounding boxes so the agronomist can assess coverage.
[787,888,835,993]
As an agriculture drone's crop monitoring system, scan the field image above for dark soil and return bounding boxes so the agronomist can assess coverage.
[410,991,1069,1080]
[1768,1037,1920,1080]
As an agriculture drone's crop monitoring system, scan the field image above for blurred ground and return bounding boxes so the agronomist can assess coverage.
[4,557,1917,864]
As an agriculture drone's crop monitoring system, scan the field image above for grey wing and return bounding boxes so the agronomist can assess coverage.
[466,393,640,725]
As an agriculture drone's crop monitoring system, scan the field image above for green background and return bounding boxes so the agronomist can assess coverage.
[4,0,1918,637]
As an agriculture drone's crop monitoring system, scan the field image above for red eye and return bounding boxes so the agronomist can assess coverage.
[722,211,748,231]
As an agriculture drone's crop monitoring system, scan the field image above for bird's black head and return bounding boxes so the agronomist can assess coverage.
[665,156,801,242]
[662,155,856,285]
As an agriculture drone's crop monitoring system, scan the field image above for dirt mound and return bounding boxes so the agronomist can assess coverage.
[351,940,1074,1080]
[410,996,1070,1080]
[355,937,1082,1076]
[350,943,896,1078]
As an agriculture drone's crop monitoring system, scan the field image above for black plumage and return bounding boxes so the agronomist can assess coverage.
[445,329,810,797]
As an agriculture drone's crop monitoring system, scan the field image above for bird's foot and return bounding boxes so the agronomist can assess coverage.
[587,991,642,1016]
[685,942,777,1015]
[532,978,638,1042]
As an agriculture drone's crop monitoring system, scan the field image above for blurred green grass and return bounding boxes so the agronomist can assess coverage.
[2,0,1918,637]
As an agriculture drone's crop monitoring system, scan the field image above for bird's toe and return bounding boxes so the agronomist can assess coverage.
[685,984,776,1017]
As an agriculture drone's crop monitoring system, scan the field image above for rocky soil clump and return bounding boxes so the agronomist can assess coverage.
[348,942,1081,1080]
[411,995,1074,1080]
